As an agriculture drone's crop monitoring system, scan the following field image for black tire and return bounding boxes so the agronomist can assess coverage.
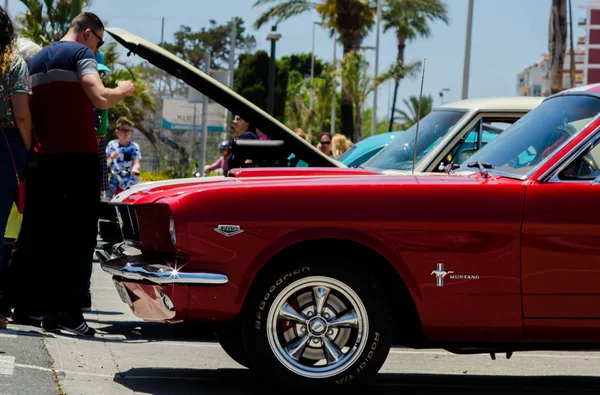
[216,320,251,368]
[241,256,391,386]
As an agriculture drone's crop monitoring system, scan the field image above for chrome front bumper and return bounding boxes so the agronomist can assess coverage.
[97,243,228,285]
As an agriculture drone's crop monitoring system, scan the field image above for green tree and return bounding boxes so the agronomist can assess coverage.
[100,43,157,148]
[253,0,376,140]
[383,0,448,130]
[161,18,256,70]
[280,52,325,78]
[17,0,90,45]
[394,94,433,130]
[234,50,289,122]
[339,51,390,142]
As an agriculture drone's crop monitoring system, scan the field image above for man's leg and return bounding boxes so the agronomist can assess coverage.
[52,153,99,336]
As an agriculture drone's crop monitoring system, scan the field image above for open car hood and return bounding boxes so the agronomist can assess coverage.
[106,28,341,169]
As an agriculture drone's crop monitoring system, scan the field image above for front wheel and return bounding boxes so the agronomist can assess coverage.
[242,261,391,386]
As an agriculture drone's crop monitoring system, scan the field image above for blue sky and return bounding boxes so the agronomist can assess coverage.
[5,0,590,120]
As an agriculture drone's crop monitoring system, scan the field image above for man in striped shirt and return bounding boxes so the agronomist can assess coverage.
[7,13,135,336]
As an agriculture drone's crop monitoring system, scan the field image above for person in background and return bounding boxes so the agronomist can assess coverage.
[203,140,231,175]
[2,38,41,277]
[232,115,258,140]
[4,12,135,336]
[106,116,141,198]
[295,128,308,142]
[317,132,334,158]
[95,50,111,198]
[0,8,33,329]
[332,133,351,159]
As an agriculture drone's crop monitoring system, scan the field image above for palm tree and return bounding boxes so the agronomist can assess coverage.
[17,0,90,45]
[253,0,375,140]
[339,51,391,141]
[101,43,158,148]
[383,0,448,131]
[394,94,433,130]
[549,0,567,94]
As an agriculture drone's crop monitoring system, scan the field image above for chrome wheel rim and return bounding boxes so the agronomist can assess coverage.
[266,276,369,379]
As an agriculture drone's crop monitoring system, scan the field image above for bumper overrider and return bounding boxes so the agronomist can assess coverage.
[97,243,228,285]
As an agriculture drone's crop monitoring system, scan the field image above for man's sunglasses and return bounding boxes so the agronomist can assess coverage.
[320,141,331,145]
[119,128,132,133]
[90,29,104,48]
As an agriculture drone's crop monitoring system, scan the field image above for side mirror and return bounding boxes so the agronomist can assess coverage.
[592,174,600,185]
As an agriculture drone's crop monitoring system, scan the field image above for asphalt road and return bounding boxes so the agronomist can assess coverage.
[2,262,600,394]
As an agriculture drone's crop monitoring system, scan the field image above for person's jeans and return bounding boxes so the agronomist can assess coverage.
[0,128,26,312]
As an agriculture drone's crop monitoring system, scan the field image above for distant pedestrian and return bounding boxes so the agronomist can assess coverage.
[0,7,33,329]
[295,128,308,141]
[317,132,334,158]
[106,116,141,198]
[232,115,258,140]
[203,140,231,175]
[332,134,351,159]
[4,12,135,336]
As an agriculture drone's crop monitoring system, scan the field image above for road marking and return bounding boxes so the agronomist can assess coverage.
[0,356,15,375]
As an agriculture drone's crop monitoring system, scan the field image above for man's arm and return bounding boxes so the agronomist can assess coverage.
[81,74,135,110]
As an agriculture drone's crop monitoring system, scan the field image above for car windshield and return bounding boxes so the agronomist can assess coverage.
[460,95,600,179]
[362,109,468,170]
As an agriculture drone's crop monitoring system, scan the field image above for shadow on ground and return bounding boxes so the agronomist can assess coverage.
[110,369,600,395]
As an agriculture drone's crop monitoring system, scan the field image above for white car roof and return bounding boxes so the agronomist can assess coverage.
[439,96,544,111]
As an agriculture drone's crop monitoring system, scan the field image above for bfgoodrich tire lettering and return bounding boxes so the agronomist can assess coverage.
[242,259,391,386]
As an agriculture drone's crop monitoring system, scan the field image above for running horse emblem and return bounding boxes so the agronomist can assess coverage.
[431,263,454,287]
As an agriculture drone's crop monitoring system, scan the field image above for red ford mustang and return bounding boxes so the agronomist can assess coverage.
[98,29,600,386]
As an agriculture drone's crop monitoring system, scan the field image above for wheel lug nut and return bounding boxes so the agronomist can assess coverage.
[313,338,320,344]
[300,326,306,333]
[324,313,330,319]
[328,330,334,336]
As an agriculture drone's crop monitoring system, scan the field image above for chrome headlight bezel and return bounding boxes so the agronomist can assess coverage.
[168,216,177,247]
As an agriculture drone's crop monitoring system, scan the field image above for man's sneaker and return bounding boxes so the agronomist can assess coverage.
[42,314,58,331]
[10,310,43,327]
[58,312,96,337]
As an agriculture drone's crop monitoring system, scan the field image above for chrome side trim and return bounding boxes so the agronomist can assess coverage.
[101,262,229,285]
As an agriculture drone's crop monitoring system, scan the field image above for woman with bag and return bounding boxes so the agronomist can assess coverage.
[0,6,32,329]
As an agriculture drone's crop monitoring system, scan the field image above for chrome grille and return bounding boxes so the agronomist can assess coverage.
[115,205,140,243]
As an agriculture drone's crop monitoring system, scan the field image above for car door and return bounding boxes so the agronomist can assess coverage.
[522,135,600,320]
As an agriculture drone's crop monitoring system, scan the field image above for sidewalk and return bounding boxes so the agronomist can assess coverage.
[44,261,248,395]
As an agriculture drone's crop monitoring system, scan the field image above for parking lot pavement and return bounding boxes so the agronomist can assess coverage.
[0,325,57,395]
[5,261,600,394]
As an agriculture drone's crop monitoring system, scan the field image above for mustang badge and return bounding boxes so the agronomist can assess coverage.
[214,224,244,237]
[431,263,479,287]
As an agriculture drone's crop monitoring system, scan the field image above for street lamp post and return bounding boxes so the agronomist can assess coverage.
[309,21,323,138]
[462,0,474,99]
[198,51,211,176]
[439,88,450,104]
[330,32,337,135]
[266,25,281,116]
[371,0,381,137]
[4,0,7,12]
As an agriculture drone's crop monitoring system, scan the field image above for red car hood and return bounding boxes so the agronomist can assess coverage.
[111,167,382,205]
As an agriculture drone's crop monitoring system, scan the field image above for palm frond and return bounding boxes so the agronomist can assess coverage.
[253,0,316,29]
